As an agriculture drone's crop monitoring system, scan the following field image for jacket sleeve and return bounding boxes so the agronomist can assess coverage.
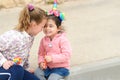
[0,53,7,67]
[0,35,8,67]
[38,39,45,64]
[51,37,72,63]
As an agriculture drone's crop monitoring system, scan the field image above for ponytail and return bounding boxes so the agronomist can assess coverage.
[15,4,46,31]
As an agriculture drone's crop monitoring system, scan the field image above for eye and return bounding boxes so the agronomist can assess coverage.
[49,25,53,28]
[49,24,53,28]
[44,24,47,28]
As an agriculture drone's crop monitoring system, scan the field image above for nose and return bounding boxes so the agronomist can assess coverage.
[46,26,50,30]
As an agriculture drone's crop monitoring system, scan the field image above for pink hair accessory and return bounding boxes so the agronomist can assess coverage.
[49,10,60,17]
[54,0,57,3]
[28,4,34,11]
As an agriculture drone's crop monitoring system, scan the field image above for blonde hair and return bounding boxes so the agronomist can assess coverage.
[15,5,46,31]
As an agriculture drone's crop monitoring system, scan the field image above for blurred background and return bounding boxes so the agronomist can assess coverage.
[0,0,120,79]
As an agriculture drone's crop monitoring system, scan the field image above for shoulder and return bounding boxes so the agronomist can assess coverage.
[59,33,68,40]
[0,30,17,39]
[41,36,46,41]
[39,36,47,44]
[56,33,70,45]
[0,30,20,45]
[58,33,72,50]
[0,30,28,42]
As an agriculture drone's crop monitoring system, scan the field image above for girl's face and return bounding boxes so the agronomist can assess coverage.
[43,19,60,39]
[29,19,47,36]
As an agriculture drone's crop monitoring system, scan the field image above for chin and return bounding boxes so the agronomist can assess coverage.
[45,34,50,36]
[33,33,38,36]
[46,35,51,37]
[46,35,50,37]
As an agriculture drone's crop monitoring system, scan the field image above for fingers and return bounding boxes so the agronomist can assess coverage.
[45,56,52,62]
[29,69,34,73]
[39,62,47,70]
[3,61,14,70]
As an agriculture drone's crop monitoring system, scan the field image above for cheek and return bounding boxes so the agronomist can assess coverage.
[38,25,43,30]
[43,28,46,33]
[39,27,42,32]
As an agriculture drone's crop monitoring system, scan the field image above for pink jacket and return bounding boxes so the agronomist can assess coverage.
[38,33,72,69]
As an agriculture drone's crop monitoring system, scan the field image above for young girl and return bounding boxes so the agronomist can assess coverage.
[0,4,47,80]
[34,9,72,80]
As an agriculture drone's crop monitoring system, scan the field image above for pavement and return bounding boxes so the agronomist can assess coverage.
[1,0,120,80]
[70,57,120,80]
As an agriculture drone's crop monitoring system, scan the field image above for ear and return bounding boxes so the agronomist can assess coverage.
[58,26,62,30]
[30,21,37,27]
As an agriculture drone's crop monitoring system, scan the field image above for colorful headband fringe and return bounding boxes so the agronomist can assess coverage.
[47,0,65,21]
[28,4,34,11]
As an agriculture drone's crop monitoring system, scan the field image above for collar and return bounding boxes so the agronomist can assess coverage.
[45,32,65,41]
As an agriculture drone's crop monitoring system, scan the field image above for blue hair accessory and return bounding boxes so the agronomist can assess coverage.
[59,13,65,21]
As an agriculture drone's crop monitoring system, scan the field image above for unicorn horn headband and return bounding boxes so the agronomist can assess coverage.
[53,0,57,10]
[48,0,65,21]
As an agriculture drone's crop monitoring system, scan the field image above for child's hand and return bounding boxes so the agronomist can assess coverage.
[28,68,34,73]
[39,62,47,70]
[45,55,52,62]
[3,60,14,70]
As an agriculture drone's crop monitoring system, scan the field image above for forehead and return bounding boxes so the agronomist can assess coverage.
[47,19,55,24]
[39,19,47,24]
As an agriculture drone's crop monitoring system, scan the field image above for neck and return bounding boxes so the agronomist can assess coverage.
[25,29,34,36]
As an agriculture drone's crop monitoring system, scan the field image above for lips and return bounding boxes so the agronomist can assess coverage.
[45,30,51,35]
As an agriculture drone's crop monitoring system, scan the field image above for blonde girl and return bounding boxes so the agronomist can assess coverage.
[0,4,47,80]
